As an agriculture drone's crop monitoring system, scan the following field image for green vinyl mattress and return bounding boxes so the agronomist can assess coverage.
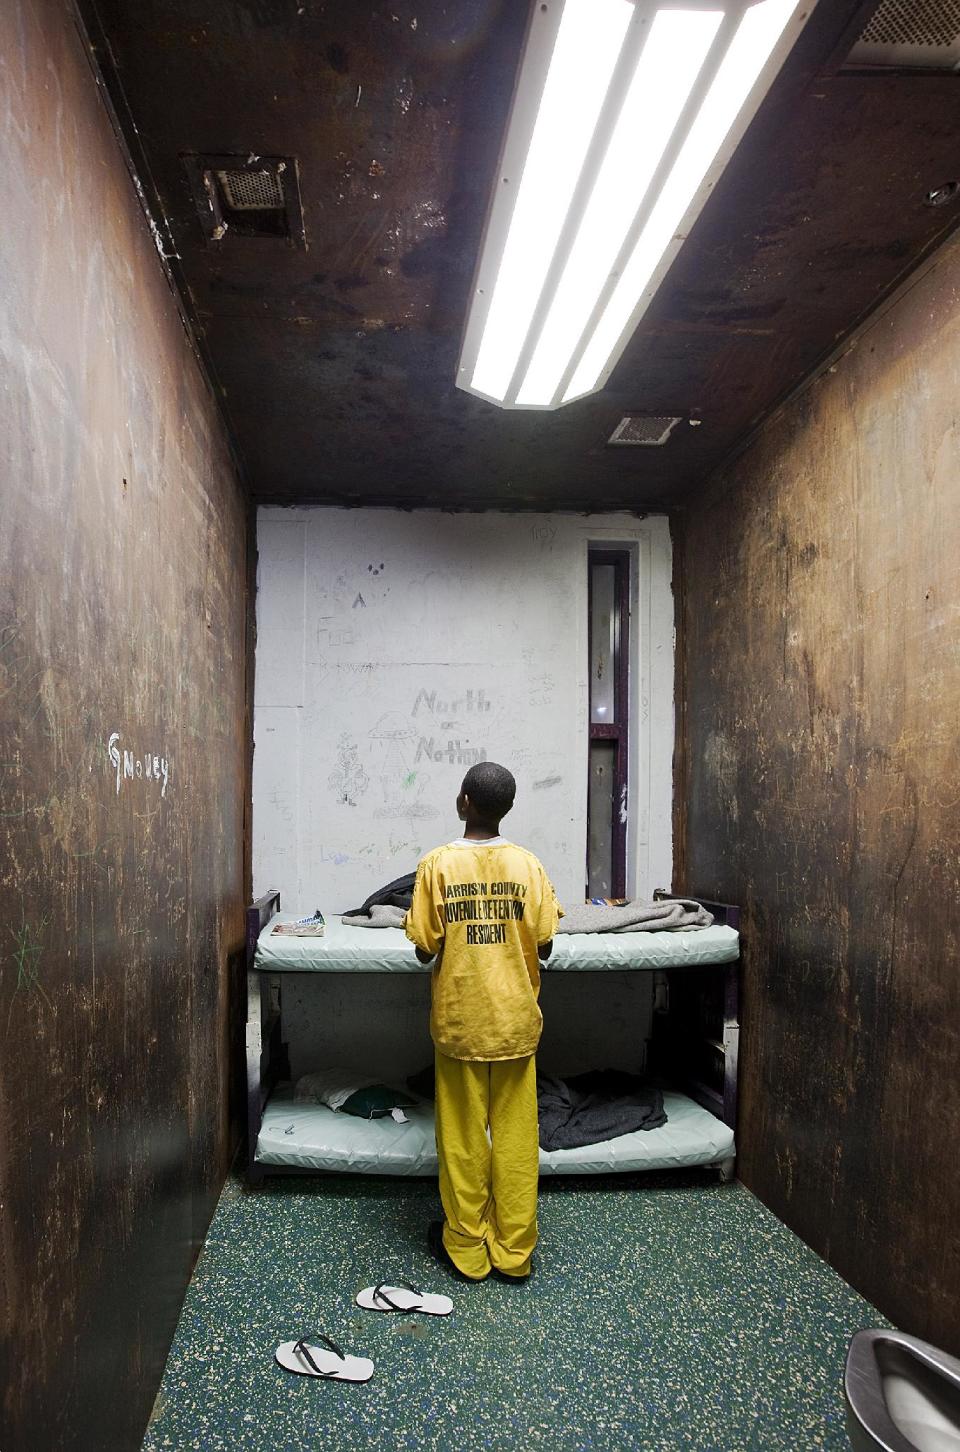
[255,915,739,974]
[256,1087,735,1176]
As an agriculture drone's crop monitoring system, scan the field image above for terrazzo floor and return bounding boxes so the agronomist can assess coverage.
[143,1170,889,1451]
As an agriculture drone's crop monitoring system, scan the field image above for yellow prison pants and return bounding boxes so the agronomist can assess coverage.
[434,1050,539,1280]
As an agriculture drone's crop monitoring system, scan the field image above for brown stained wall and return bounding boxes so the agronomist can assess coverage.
[676,235,960,1351]
[0,3,249,1449]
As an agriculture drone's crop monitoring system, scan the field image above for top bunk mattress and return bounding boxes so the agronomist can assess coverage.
[254,915,739,974]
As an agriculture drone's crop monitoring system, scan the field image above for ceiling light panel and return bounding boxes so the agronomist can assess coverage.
[469,0,633,403]
[458,0,817,411]
[517,8,722,407]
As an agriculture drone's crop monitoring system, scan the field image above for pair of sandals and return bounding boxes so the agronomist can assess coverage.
[275,1280,454,1383]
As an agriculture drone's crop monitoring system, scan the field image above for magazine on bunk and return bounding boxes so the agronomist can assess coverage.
[271,911,326,938]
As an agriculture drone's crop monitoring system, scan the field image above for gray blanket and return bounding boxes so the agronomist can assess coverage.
[405,1064,668,1151]
[556,898,712,934]
[341,898,712,934]
[537,1070,667,1150]
[341,904,408,929]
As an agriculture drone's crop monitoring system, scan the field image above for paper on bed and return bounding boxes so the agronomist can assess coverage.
[271,911,326,937]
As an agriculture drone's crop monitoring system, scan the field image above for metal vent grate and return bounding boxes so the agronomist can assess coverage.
[608,415,682,446]
[848,0,960,67]
[182,152,306,247]
[215,167,285,211]
[860,0,960,46]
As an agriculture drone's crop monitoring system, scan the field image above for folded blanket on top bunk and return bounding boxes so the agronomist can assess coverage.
[556,899,712,933]
[537,1070,667,1150]
[341,903,409,928]
[341,897,713,932]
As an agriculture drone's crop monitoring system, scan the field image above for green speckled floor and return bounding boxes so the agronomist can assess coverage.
[144,1171,888,1451]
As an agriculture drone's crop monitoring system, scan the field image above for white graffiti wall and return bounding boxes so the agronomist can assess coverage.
[253,508,674,914]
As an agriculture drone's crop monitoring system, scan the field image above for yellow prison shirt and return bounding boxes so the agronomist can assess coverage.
[404,839,562,1061]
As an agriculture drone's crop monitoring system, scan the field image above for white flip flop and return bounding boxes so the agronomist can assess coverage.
[275,1333,374,1382]
[355,1279,453,1316]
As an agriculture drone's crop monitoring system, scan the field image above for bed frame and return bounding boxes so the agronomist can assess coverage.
[650,888,741,1133]
[245,889,287,1183]
[244,889,740,1185]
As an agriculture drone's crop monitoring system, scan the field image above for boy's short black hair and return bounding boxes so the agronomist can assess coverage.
[461,762,516,820]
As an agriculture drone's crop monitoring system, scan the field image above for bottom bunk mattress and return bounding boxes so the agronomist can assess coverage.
[255,1086,735,1176]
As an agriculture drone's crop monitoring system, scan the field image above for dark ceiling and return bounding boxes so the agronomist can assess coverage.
[83,0,960,511]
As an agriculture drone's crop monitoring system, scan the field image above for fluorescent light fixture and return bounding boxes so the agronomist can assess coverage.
[457,0,816,410]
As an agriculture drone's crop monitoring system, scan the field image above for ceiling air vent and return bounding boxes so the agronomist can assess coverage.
[216,167,284,211]
[182,153,306,247]
[846,0,960,70]
[608,415,682,447]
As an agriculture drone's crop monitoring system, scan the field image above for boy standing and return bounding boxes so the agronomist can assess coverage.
[404,762,562,1281]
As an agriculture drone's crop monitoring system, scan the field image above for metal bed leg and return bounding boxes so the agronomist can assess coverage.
[245,891,282,1188]
[245,967,267,1185]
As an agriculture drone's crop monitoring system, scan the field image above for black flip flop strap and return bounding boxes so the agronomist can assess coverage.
[294,1333,346,1378]
[373,1279,424,1311]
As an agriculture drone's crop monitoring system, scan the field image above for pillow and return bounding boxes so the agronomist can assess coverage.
[341,1084,416,1120]
[294,1068,415,1120]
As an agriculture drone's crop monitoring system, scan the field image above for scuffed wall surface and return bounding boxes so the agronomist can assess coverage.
[253,509,675,912]
[676,237,960,1351]
[0,2,249,1448]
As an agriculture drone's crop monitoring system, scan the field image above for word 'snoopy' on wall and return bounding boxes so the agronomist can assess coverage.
[107,732,170,797]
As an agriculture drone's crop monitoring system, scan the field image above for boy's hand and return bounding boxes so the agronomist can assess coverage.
[415,946,436,965]
[538,940,553,962]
